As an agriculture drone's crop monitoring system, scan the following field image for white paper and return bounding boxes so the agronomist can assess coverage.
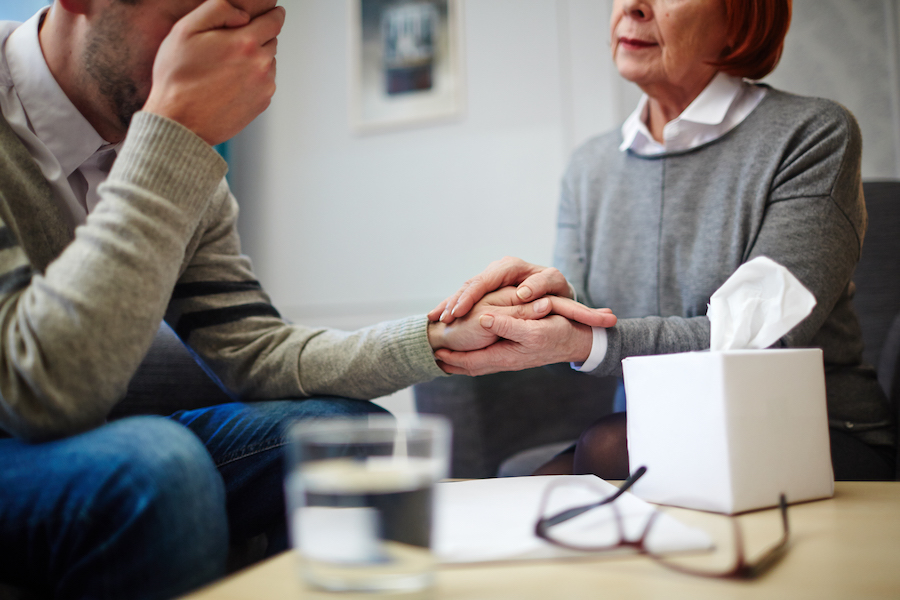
[707,256,816,351]
[434,475,713,564]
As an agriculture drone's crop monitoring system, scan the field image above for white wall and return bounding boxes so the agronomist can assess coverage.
[231,0,900,334]
[232,0,570,330]
[764,0,900,178]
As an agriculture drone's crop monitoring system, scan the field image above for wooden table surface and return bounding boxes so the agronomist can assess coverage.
[184,481,900,600]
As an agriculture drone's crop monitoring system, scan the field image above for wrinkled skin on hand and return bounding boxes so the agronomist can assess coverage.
[429,256,576,325]
[435,311,595,376]
[428,287,552,352]
[428,286,614,374]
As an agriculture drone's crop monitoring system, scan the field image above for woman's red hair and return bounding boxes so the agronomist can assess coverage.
[712,0,792,80]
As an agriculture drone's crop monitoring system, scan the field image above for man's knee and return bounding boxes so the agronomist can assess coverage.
[98,418,229,592]
[5,418,229,598]
[94,416,224,500]
[78,418,228,562]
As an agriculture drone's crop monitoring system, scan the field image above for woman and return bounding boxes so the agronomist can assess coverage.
[429,0,895,480]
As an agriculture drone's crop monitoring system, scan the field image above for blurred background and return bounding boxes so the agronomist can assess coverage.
[2,0,900,412]
[228,0,900,328]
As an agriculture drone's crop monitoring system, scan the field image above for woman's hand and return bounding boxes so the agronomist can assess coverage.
[434,313,595,376]
[428,287,537,352]
[427,287,616,353]
[428,256,576,325]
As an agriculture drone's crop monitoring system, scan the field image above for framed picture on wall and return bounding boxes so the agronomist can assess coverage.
[349,0,465,133]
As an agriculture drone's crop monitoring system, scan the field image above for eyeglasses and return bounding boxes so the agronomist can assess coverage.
[534,466,790,579]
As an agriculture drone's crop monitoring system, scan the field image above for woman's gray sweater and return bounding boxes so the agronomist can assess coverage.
[555,86,893,446]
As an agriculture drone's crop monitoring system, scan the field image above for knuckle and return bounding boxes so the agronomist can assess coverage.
[235,35,258,57]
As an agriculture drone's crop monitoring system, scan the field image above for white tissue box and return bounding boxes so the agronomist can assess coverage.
[622,348,834,514]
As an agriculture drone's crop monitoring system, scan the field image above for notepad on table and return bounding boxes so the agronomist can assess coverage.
[434,475,713,564]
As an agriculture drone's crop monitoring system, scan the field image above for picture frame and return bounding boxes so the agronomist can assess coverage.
[349,0,465,134]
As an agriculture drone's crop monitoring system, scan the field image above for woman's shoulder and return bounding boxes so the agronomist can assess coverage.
[755,85,860,135]
[745,85,862,174]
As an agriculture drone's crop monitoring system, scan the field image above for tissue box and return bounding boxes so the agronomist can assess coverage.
[622,348,834,514]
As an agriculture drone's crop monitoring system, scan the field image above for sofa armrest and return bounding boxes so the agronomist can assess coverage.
[108,322,234,419]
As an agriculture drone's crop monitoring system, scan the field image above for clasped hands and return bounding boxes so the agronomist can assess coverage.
[426,257,617,376]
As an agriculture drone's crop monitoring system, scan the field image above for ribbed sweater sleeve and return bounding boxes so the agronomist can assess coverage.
[0,110,447,440]
[158,176,446,403]
[0,112,226,441]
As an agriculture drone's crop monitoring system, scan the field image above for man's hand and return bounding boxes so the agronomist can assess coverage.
[434,313,595,376]
[142,0,285,146]
[428,256,576,325]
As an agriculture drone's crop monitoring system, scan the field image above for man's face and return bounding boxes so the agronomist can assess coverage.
[82,0,278,130]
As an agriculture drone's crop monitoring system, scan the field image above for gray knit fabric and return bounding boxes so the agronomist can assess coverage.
[0,112,444,441]
[555,86,893,446]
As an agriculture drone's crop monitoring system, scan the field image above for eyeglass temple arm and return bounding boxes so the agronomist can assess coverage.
[539,466,648,528]
[740,494,791,579]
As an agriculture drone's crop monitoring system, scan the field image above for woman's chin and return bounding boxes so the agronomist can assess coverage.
[614,65,655,88]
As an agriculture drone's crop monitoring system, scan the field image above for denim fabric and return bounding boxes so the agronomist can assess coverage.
[168,398,388,549]
[612,378,627,413]
[0,397,386,599]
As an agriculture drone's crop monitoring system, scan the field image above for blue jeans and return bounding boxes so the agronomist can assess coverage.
[0,397,385,599]
[613,377,627,413]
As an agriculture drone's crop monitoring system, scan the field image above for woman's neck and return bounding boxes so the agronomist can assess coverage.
[642,71,719,143]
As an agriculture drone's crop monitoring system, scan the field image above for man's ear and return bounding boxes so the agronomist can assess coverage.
[56,0,93,16]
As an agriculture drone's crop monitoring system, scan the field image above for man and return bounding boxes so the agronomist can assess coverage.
[0,1,614,597]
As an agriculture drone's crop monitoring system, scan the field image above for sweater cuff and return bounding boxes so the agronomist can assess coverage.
[110,111,228,218]
[396,316,449,380]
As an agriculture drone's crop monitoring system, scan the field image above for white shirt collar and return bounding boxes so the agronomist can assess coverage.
[619,72,765,156]
[6,8,112,177]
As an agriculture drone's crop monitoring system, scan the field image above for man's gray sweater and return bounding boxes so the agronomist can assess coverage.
[555,87,893,447]
[0,112,444,441]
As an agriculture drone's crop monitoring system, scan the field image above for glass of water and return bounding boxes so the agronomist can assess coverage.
[285,415,451,593]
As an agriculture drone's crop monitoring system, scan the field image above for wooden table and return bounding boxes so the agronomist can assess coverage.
[184,482,900,599]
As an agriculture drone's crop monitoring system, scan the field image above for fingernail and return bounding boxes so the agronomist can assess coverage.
[534,298,549,313]
[517,286,532,300]
[480,314,494,328]
[450,303,459,316]
[439,310,449,322]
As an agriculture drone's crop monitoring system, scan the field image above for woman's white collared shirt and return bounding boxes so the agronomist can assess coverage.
[620,72,767,156]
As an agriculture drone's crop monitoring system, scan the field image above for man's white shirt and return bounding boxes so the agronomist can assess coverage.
[0,8,120,233]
